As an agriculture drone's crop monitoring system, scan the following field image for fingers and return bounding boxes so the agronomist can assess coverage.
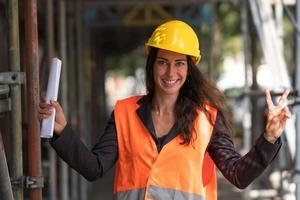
[39,96,51,109]
[50,100,63,113]
[38,108,53,120]
[39,97,51,119]
[39,102,52,109]
[265,89,291,112]
[277,89,290,108]
[270,107,291,126]
[264,94,291,142]
[39,97,62,120]
[282,106,291,118]
[265,89,273,108]
[41,96,47,102]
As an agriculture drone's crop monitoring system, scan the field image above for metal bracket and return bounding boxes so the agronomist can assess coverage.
[24,176,44,189]
[11,176,44,189]
[0,98,11,114]
[0,85,9,97]
[0,72,26,85]
[0,72,24,114]
[0,85,11,114]
[10,176,24,188]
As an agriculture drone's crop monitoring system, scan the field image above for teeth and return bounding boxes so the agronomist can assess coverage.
[164,80,176,84]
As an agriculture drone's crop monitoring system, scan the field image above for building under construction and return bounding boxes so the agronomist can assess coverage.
[0,0,300,199]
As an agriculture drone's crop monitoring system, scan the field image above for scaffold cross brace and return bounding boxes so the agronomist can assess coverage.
[24,176,44,189]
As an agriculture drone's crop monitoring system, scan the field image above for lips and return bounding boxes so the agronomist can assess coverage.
[162,79,180,87]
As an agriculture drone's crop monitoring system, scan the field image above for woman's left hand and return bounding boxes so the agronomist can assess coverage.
[264,89,291,144]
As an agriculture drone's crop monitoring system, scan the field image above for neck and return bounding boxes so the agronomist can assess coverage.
[151,93,178,116]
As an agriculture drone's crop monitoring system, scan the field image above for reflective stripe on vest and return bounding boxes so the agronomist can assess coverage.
[113,186,204,200]
[113,188,145,200]
[114,96,217,200]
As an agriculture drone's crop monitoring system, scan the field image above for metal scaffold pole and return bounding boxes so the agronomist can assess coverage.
[249,0,290,89]
[7,0,23,199]
[76,0,88,199]
[24,0,43,199]
[248,1,296,198]
[241,0,251,155]
[249,0,295,155]
[295,0,300,198]
[58,0,70,199]
[0,130,14,200]
[66,2,79,197]
[45,0,58,199]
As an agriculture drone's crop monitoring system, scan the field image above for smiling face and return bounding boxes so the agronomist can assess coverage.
[153,49,188,97]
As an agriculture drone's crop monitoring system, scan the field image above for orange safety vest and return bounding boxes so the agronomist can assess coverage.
[114,96,217,200]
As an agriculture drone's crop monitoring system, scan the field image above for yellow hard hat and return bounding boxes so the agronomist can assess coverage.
[145,20,201,64]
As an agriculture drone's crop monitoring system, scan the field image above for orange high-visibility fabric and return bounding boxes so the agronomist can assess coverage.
[203,153,217,200]
[114,96,217,199]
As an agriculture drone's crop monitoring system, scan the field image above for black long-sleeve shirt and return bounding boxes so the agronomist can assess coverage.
[51,96,281,189]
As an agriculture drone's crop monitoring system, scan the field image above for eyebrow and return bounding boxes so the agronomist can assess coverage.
[156,57,187,62]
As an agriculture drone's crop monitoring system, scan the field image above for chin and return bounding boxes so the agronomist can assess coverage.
[155,83,183,96]
[161,88,181,96]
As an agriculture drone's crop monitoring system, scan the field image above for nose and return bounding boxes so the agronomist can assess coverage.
[166,63,176,76]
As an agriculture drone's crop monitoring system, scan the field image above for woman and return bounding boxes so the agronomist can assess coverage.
[39,20,291,200]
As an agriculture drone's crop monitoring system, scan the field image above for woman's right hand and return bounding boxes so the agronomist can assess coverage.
[39,97,67,135]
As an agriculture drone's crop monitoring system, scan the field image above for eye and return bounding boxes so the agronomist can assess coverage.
[175,61,187,67]
[156,59,168,66]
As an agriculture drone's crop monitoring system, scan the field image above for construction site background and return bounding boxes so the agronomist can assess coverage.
[0,0,300,199]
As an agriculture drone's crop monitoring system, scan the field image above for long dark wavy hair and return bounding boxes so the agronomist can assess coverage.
[145,47,232,145]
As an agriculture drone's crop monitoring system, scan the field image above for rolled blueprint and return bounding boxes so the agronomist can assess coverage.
[41,58,62,138]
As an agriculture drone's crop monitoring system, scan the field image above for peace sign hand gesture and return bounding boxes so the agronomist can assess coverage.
[264,89,291,144]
